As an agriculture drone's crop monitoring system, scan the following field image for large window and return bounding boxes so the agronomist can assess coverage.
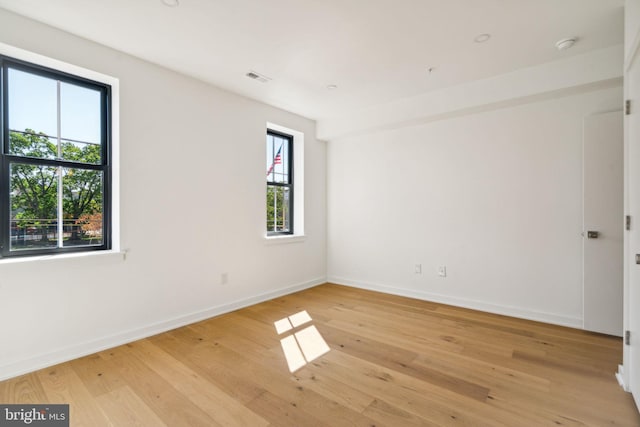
[266,130,293,235]
[0,56,111,258]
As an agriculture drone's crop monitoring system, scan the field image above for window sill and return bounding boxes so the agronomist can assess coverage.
[0,249,126,265]
[264,235,306,245]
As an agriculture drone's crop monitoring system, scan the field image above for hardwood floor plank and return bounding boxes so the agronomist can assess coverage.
[0,283,637,426]
[317,323,490,402]
[36,363,112,426]
[324,307,517,359]
[149,330,269,404]
[512,349,618,379]
[127,339,270,427]
[0,372,48,403]
[97,344,221,427]
[413,347,551,394]
[362,398,440,427]
[94,385,167,427]
[310,350,511,427]
[245,390,328,427]
[188,342,383,427]
[71,354,127,397]
[291,369,376,413]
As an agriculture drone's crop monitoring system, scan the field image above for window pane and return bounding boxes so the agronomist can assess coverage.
[62,168,104,247]
[60,82,101,146]
[61,139,102,165]
[9,130,57,159]
[60,82,102,164]
[267,185,291,233]
[10,163,58,251]
[8,68,57,140]
[266,134,289,184]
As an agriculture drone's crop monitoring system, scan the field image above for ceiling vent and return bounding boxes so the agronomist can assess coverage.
[246,70,271,83]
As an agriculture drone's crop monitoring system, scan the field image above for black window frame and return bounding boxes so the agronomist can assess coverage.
[266,129,294,236]
[0,55,112,258]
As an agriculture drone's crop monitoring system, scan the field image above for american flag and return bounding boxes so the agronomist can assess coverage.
[267,144,283,175]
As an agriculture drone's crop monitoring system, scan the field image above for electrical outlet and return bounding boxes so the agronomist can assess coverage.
[220,273,228,285]
[415,264,422,274]
[438,266,447,277]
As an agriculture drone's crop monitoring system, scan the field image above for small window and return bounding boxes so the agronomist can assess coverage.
[1,56,111,257]
[266,130,293,235]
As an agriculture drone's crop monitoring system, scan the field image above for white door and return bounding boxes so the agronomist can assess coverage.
[583,111,623,336]
[626,40,640,408]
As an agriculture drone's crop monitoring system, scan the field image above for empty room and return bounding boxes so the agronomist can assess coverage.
[1,0,640,426]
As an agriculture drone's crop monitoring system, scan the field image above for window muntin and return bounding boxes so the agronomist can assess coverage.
[266,130,293,235]
[1,57,111,257]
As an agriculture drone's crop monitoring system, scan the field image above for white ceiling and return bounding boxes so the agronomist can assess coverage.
[0,0,624,121]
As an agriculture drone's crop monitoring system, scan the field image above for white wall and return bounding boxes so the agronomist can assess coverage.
[626,0,640,62]
[327,86,622,327]
[0,9,326,380]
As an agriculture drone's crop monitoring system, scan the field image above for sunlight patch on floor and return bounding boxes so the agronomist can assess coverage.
[274,317,294,334]
[274,311,330,372]
[280,335,307,372]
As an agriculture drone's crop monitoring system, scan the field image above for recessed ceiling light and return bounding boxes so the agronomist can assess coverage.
[161,0,179,7]
[555,37,577,51]
[474,33,491,43]
[326,84,338,90]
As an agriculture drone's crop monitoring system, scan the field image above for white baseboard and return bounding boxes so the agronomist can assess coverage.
[616,364,629,391]
[328,276,583,329]
[0,277,325,381]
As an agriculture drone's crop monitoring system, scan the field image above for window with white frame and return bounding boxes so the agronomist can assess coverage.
[0,55,112,258]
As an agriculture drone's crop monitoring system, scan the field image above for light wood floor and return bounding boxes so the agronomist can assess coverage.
[1,283,638,426]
